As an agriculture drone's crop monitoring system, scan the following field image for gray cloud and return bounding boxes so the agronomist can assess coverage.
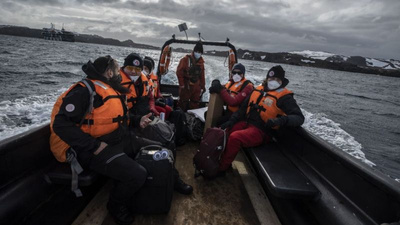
[1,0,399,59]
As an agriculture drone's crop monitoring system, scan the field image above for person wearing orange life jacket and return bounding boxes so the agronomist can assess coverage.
[176,42,206,111]
[120,53,159,117]
[143,56,172,119]
[218,65,304,173]
[208,63,254,126]
[50,55,152,225]
[121,53,194,195]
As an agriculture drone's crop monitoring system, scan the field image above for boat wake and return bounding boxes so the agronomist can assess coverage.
[301,109,376,167]
[0,89,66,141]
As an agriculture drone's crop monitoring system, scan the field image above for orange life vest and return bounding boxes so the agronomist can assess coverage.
[148,72,159,97]
[246,85,293,123]
[224,78,253,112]
[50,79,127,162]
[159,45,171,75]
[120,69,151,110]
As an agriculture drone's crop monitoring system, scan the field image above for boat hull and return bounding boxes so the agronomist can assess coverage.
[246,127,400,225]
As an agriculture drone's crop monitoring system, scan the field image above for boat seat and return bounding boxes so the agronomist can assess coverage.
[46,163,100,187]
[246,142,320,200]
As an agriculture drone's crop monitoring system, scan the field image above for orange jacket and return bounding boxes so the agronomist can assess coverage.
[176,54,205,89]
[148,72,162,99]
[246,85,293,123]
[120,69,151,110]
[50,79,126,162]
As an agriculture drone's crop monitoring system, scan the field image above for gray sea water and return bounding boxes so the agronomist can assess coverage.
[1,34,399,181]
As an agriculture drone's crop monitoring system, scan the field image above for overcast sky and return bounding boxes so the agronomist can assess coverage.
[1,0,399,60]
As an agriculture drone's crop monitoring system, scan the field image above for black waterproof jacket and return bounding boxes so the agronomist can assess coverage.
[53,85,142,165]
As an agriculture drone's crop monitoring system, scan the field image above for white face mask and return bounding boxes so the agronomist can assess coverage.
[130,75,139,82]
[142,70,149,76]
[232,74,242,83]
[268,80,281,90]
[194,52,201,59]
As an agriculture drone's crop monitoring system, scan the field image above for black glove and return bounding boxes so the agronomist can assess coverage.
[220,121,234,130]
[265,117,287,128]
[209,79,223,94]
[155,98,166,107]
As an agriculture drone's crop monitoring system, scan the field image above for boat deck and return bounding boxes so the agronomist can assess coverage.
[72,141,280,225]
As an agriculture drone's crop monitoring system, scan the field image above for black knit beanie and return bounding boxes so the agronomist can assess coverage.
[93,56,111,74]
[193,42,203,54]
[143,57,154,72]
[267,65,289,87]
[232,63,246,75]
[124,53,143,69]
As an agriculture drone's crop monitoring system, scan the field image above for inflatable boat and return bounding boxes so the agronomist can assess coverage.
[0,37,399,225]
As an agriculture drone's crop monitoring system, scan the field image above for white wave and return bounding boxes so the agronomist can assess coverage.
[0,89,66,141]
[301,109,376,167]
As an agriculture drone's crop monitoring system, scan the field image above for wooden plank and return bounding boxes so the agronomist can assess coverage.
[132,142,262,225]
[73,142,271,225]
[72,181,111,225]
[203,93,224,133]
[233,151,282,225]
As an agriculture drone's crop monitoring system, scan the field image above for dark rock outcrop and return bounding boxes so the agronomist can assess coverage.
[0,25,159,50]
[346,56,367,67]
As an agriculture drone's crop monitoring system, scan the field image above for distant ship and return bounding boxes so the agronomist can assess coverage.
[41,23,75,42]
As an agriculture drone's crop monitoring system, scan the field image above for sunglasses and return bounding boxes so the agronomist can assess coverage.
[125,65,142,73]
[232,71,243,75]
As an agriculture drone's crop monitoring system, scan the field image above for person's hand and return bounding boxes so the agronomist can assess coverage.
[265,117,287,128]
[94,142,108,155]
[140,113,153,128]
[220,121,234,130]
[209,79,223,94]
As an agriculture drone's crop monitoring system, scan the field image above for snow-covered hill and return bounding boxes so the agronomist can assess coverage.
[290,50,337,61]
[290,50,400,70]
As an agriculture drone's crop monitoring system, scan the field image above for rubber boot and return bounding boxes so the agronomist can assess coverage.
[107,199,134,225]
[174,177,193,195]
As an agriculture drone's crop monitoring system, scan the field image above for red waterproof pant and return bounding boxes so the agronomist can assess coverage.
[178,82,201,111]
[219,121,266,171]
[155,105,172,119]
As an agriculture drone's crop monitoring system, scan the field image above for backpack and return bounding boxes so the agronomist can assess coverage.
[185,112,204,141]
[136,117,175,148]
[193,127,227,179]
